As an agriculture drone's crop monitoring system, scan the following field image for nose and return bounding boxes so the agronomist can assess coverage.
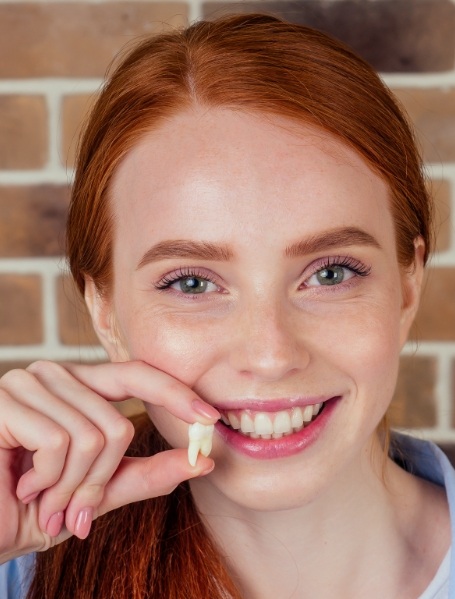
[229,296,309,382]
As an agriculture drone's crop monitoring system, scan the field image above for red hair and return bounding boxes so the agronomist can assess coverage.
[30,13,433,598]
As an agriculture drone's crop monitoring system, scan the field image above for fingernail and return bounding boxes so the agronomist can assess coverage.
[199,461,215,476]
[75,507,93,539]
[21,491,39,504]
[192,399,220,421]
[46,512,64,537]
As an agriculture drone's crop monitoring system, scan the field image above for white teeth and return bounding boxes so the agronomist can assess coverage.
[254,413,274,435]
[302,405,314,422]
[188,422,214,467]
[223,402,325,438]
[290,407,304,429]
[313,402,322,416]
[240,412,255,433]
[273,411,291,434]
[228,411,241,429]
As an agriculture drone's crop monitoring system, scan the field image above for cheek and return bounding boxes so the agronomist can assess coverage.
[119,310,223,386]
[336,306,402,405]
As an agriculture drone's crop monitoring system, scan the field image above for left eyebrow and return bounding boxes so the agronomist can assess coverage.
[136,239,234,269]
[285,226,381,258]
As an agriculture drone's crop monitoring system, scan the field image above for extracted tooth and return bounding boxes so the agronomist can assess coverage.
[200,433,213,457]
[188,422,215,467]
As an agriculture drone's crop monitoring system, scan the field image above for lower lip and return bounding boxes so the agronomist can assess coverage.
[215,396,341,459]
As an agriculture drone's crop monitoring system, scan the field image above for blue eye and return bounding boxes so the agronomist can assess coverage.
[310,265,353,286]
[304,258,371,288]
[155,269,220,295]
[172,276,217,294]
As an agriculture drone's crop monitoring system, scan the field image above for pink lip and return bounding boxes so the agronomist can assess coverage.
[215,396,341,459]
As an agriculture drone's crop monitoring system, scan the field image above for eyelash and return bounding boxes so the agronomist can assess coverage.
[303,256,372,284]
[154,267,219,291]
[154,256,371,294]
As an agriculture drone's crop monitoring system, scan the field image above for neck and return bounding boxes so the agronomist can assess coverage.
[189,438,448,599]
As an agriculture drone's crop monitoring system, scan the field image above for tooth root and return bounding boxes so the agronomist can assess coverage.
[188,439,201,467]
[188,423,214,466]
[200,435,213,457]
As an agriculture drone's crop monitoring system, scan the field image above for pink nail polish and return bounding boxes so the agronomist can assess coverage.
[75,507,93,539]
[46,512,64,537]
[192,399,220,421]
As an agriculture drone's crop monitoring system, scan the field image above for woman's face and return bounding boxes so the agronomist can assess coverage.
[90,108,423,512]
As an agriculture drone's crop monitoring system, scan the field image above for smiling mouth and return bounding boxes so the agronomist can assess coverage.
[218,403,325,439]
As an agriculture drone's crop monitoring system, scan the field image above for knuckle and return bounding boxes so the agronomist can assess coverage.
[109,415,135,445]
[0,368,34,389]
[27,360,65,380]
[76,426,105,455]
[45,427,70,452]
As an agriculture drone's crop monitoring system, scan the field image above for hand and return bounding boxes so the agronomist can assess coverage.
[0,360,218,563]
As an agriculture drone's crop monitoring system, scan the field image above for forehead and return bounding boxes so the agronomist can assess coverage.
[109,108,391,245]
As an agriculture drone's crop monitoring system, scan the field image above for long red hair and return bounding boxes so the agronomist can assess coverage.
[29,13,432,598]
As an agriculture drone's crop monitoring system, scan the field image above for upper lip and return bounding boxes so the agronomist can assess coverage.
[213,396,338,412]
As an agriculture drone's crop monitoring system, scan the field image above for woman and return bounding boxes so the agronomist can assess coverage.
[0,13,453,599]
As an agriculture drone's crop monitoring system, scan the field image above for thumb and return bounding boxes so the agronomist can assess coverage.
[98,449,214,515]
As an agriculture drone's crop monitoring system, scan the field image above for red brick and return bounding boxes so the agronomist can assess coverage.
[0,361,31,378]
[57,276,100,346]
[0,3,187,78]
[204,0,455,72]
[0,186,69,257]
[0,96,47,169]
[61,94,98,168]
[429,179,452,253]
[389,355,437,428]
[0,275,43,344]
[412,268,455,341]
[393,88,455,163]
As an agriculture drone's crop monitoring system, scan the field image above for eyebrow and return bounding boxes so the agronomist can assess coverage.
[285,226,381,257]
[137,240,233,269]
[136,226,381,269]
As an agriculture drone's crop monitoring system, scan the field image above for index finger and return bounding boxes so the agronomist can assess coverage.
[28,361,220,425]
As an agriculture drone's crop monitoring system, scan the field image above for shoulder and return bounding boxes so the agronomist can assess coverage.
[0,554,35,599]
[392,433,455,598]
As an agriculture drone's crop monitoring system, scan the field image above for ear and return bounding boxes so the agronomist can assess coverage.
[399,236,425,347]
[84,277,128,362]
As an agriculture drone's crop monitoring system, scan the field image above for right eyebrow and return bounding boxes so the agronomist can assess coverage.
[136,239,234,269]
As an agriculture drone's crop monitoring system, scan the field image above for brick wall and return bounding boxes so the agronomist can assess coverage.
[0,0,454,438]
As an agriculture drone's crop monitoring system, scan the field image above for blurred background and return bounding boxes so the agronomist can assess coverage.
[0,0,454,440]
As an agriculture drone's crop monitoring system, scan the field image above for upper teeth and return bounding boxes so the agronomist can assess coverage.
[188,422,215,467]
[220,404,323,438]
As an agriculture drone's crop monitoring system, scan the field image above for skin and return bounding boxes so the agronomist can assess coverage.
[85,108,449,597]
